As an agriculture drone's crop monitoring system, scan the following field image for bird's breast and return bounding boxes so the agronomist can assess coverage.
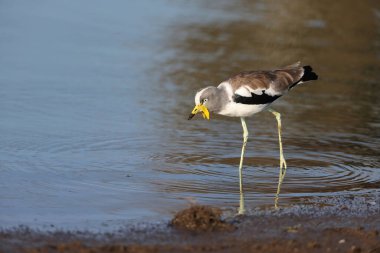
[218,102,269,117]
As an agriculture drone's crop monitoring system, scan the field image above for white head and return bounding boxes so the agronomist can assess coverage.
[188,86,228,120]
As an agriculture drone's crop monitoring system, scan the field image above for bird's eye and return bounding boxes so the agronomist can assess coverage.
[203,98,208,103]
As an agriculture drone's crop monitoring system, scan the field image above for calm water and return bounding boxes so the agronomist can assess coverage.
[1,0,379,229]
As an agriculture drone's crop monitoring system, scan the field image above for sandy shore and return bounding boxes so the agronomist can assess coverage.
[1,195,379,253]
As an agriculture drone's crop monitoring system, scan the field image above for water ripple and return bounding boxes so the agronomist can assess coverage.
[149,135,380,205]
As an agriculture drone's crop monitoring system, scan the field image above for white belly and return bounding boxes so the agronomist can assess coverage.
[218,102,269,117]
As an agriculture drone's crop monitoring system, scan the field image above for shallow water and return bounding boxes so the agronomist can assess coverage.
[0,0,379,229]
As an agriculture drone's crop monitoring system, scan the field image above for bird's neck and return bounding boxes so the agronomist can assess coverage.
[214,87,229,114]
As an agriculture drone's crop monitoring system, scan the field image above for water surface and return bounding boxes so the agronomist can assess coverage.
[0,0,379,229]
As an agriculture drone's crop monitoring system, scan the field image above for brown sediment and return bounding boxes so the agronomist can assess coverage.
[5,218,380,253]
[170,205,235,232]
[2,196,380,253]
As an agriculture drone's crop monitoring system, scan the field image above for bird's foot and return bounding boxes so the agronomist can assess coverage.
[237,206,246,216]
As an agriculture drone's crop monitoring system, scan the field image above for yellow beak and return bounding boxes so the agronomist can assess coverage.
[188,104,210,120]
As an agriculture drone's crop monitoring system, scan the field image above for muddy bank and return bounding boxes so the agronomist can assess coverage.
[1,195,379,253]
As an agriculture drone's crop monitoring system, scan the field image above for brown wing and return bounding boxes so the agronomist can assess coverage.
[228,62,304,94]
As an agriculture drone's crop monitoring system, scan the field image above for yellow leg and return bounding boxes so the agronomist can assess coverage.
[268,109,287,209]
[238,117,248,215]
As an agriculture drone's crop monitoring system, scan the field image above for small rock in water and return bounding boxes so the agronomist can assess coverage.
[338,239,346,244]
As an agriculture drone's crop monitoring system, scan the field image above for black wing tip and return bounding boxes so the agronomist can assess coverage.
[302,65,318,81]
[233,91,281,105]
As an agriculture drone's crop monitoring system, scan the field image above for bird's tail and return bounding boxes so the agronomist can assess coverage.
[301,65,318,82]
[289,65,318,90]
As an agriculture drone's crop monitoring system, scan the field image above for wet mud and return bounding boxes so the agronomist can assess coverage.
[1,195,379,253]
[171,205,235,232]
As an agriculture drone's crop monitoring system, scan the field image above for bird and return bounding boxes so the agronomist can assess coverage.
[188,62,318,214]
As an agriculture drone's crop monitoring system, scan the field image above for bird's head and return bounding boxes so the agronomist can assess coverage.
[188,86,220,120]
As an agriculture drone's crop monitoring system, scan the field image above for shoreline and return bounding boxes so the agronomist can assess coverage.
[1,194,379,253]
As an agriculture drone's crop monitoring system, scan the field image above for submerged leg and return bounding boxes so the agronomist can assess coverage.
[238,117,248,215]
[268,109,287,209]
